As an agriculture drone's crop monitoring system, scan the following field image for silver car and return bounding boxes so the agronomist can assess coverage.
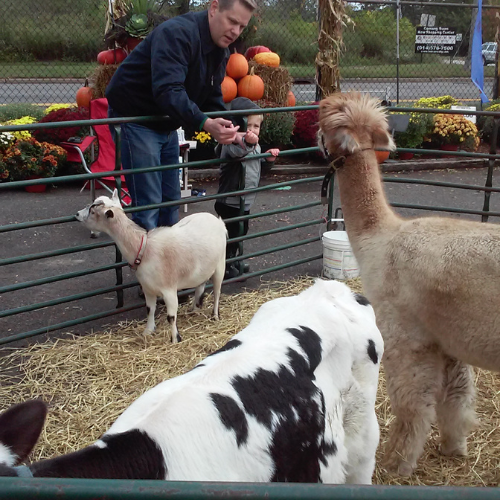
[482,42,497,66]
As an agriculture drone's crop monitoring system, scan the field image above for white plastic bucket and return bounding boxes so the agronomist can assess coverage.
[322,231,360,280]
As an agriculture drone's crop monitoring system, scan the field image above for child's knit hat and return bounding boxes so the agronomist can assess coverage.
[229,97,261,130]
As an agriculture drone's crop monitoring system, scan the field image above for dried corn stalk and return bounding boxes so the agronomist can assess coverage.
[316,0,351,98]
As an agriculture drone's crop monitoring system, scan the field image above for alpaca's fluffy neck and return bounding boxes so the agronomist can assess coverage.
[107,211,147,266]
[336,149,401,241]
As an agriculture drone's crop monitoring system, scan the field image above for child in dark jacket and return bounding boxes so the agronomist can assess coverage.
[214,97,279,279]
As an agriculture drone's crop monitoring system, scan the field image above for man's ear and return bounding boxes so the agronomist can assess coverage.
[208,0,219,17]
[105,209,114,219]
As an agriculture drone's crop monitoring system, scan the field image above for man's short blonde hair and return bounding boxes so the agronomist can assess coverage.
[218,0,258,13]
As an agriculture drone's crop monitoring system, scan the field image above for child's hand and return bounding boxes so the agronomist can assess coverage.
[244,131,259,145]
[265,148,280,162]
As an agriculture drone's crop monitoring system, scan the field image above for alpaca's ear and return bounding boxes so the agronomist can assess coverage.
[373,125,396,151]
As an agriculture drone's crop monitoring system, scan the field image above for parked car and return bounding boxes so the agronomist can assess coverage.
[482,42,497,66]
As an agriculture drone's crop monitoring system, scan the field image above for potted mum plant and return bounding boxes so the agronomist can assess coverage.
[393,112,433,159]
[427,113,480,155]
[0,138,67,191]
[189,130,217,162]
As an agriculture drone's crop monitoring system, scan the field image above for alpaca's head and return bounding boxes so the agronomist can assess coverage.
[318,92,395,160]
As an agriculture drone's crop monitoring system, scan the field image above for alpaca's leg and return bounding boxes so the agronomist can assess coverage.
[436,356,476,457]
[382,336,444,477]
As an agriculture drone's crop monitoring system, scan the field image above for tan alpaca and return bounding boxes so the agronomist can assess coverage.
[318,91,500,477]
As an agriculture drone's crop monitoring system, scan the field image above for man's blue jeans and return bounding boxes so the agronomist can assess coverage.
[109,111,180,230]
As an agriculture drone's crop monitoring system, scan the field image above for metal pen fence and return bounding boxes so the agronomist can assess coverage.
[1,0,500,106]
[2,104,500,346]
[2,105,500,495]
[0,106,326,346]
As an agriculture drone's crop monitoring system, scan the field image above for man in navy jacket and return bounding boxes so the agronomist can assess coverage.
[106,0,256,230]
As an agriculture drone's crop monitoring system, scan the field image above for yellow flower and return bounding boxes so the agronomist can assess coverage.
[4,116,37,140]
[44,104,70,115]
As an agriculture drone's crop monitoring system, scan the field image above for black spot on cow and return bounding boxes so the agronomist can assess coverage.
[29,430,166,479]
[354,293,370,306]
[208,339,242,357]
[367,339,378,364]
[286,326,322,373]
[321,440,338,460]
[210,393,248,446]
[231,339,327,482]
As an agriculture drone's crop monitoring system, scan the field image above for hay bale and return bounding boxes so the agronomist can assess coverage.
[89,64,120,99]
[248,61,293,106]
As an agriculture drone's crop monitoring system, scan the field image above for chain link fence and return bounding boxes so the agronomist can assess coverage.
[0,0,499,106]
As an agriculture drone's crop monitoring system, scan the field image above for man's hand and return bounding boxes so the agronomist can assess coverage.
[265,148,280,162]
[203,117,239,145]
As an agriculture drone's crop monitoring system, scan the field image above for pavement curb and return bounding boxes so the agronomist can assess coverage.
[187,158,492,181]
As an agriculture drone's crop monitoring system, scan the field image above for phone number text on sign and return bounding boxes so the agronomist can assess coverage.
[415,44,455,54]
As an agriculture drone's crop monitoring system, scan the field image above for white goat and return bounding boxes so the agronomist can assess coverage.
[0,279,383,483]
[76,189,227,343]
[318,91,500,477]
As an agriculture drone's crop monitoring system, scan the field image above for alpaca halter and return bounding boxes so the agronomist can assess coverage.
[320,148,380,205]
[130,233,148,270]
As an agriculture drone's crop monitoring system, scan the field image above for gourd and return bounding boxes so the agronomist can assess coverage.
[226,52,249,80]
[253,52,280,67]
[244,45,271,60]
[76,79,93,108]
[237,69,264,101]
[287,91,296,107]
[97,48,127,65]
[221,76,237,103]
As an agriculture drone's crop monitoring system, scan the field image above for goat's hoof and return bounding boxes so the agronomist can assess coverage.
[143,329,154,336]
[175,333,182,343]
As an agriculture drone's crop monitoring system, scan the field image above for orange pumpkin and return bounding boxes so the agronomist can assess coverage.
[253,52,280,67]
[226,52,249,80]
[221,76,237,103]
[287,91,296,107]
[375,150,390,163]
[237,69,264,101]
[76,79,93,108]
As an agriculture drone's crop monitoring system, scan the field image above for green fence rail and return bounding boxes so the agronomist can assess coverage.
[2,478,500,500]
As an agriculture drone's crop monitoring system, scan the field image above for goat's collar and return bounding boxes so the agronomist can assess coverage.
[130,233,148,270]
[13,465,33,477]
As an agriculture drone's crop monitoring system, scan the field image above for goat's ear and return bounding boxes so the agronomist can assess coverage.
[105,209,114,219]
[373,125,396,151]
[0,400,47,466]
[111,189,120,205]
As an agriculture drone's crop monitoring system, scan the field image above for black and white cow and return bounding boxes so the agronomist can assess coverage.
[0,279,383,483]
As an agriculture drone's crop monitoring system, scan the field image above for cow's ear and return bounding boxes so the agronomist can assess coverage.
[0,400,47,465]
